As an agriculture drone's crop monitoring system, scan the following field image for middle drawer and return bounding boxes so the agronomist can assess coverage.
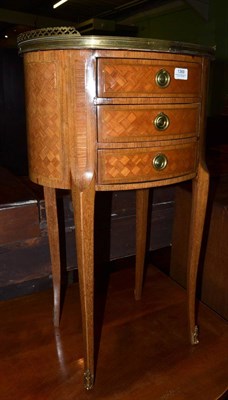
[97,104,199,142]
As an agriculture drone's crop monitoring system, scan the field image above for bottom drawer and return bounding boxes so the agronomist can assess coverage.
[98,142,197,184]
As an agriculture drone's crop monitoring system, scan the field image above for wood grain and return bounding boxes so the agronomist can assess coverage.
[43,186,62,327]
[134,188,149,300]
[71,177,96,389]
[0,262,227,399]
[187,163,209,344]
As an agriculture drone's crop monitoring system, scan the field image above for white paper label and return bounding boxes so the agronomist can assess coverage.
[174,67,188,80]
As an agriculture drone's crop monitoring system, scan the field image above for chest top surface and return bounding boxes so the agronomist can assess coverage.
[18,26,214,56]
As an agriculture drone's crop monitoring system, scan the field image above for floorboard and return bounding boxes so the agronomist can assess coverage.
[0,262,227,400]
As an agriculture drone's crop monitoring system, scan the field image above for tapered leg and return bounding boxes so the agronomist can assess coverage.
[71,179,95,390]
[187,164,209,345]
[134,189,149,300]
[43,186,61,327]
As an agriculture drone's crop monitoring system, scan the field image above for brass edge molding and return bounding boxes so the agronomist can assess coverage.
[17,28,215,57]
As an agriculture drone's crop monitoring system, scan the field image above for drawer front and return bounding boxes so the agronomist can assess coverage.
[98,142,197,184]
[97,59,201,98]
[97,104,199,142]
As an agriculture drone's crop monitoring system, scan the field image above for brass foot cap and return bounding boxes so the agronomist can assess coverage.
[191,325,199,345]
[84,369,94,390]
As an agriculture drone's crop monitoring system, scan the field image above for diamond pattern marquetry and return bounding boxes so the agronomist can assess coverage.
[98,105,198,141]
[98,59,201,97]
[98,144,197,184]
[104,64,154,94]
[26,62,62,182]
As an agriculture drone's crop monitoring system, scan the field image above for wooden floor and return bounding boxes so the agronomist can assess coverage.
[0,260,227,400]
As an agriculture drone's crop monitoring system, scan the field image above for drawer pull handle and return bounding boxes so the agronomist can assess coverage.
[152,154,168,171]
[154,112,170,131]
[155,69,171,88]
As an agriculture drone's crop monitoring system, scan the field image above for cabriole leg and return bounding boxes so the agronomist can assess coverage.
[187,164,209,345]
[71,180,95,390]
[43,186,61,327]
[135,189,149,300]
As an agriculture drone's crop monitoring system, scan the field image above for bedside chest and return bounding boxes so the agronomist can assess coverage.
[18,28,214,389]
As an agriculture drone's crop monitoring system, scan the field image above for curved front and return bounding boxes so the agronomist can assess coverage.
[20,30,212,191]
[24,51,71,188]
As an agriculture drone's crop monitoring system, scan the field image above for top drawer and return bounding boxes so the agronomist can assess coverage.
[97,58,201,98]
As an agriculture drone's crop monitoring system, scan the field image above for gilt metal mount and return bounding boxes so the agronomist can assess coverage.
[84,369,94,390]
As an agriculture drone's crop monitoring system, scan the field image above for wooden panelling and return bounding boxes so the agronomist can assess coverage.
[0,170,175,299]
[0,168,40,245]
[0,205,40,245]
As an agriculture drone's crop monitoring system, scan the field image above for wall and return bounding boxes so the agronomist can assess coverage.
[0,49,28,175]
[129,0,228,116]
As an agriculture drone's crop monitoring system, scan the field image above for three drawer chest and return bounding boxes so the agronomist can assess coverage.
[18,28,214,389]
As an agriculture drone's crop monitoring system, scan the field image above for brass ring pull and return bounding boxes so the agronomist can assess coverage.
[154,112,170,131]
[155,69,171,88]
[152,153,168,171]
